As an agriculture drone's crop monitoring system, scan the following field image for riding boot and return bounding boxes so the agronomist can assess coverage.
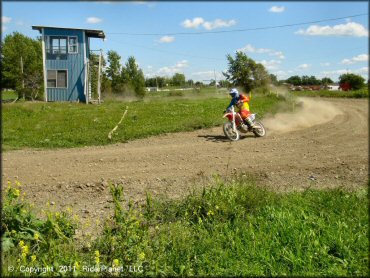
[244,117,255,129]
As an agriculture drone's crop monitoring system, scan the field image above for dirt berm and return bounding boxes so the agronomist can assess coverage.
[2,97,368,234]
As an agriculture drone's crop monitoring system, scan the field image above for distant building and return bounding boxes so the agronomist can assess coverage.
[32,26,105,103]
[327,84,341,91]
[146,87,158,92]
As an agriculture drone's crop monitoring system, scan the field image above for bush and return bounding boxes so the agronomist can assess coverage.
[17,87,44,101]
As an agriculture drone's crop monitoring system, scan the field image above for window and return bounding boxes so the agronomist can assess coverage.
[68,37,78,53]
[47,70,67,88]
[50,36,67,54]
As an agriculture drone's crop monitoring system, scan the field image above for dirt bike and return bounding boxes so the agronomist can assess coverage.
[222,106,266,141]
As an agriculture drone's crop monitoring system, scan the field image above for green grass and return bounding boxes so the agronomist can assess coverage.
[2,179,368,277]
[1,90,18,101]
[2,92,284,151]
[291,88,369,98]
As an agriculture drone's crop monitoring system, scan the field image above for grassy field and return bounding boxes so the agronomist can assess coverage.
[2,90,284,151]
[1,90,18,101]
[290,88,369,98]
[2,178,368,277]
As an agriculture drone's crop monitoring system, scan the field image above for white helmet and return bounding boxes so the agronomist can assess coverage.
[229,88,239,98]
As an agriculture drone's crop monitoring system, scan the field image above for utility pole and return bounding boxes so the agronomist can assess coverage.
[97,49,102,104]
[214,69,217,93]
[20,56,25,99]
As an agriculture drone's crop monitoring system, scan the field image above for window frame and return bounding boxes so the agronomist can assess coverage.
[68,36,78,54]
[47,70,68,89]
[49,36,68,55]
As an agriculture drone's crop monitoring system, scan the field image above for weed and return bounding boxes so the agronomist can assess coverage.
[2,180,368,276]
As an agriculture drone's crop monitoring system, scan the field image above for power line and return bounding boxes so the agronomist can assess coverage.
[108,38,225,61]
[106,13,368,36]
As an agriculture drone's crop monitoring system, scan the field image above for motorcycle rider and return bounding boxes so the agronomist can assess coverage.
[225,88,256,128]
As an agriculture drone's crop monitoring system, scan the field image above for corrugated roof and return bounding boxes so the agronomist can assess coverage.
[32,25,105,39]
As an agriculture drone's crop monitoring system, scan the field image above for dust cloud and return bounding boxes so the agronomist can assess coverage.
[263,97,343,134]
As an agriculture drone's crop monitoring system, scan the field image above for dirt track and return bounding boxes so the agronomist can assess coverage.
[2,97,368,234]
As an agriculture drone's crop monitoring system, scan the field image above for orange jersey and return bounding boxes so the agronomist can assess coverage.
[236,93,251,112]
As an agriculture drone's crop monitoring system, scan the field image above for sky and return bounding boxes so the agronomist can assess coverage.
[2,1,369,83]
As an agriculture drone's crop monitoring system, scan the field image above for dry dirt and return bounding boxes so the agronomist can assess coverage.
[2,97,368,235]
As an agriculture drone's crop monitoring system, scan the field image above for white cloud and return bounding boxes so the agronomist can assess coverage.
[321,67,368,79]
[298,64,311,70]
[86,17,103,24]
[258,59,281,70]
[191,71,224,82]
[272,70,294,79]
[2,16,11,24]
[295,22,368,37]
[320,62,331,67]
[175,60,188,68]
[181,17,236,30]
[132,1,156,7]
[203,19,236,30]
[182,17,204,29]
[328,67,369,80]
[322,69,348,76]
[237,44,285,59]
[357,66,369,74]
[2,16,12,32]
[158,60,189,76]
[341,54,368,65]
[159,36,175,43]
[269,6,285,13]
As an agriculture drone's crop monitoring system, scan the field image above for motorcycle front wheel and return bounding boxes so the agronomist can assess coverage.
[252,121,266,137]
[223,122,240,141]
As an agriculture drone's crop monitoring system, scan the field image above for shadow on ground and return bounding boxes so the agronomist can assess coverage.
[198,134,254,142]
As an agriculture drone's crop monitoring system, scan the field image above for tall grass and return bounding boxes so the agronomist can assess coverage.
[2,179,368,276]
[1,90,18,101]
[291,88,369,98]
[2,92,284,151]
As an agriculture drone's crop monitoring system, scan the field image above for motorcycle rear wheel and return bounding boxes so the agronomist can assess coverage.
[223,122,240,141]
[252,121,266,137]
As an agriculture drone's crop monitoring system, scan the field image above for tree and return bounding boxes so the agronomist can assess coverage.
[301,75,310,85]
[2,32,43,100]
[269,74,278,85]
[122,56,146,98]
[321,77,334,86]
[223,51,270,92]
[106,50,122,93]
[218,80,231,88]
[145,77,157,88]
[339,73,365,90]
[171,73,186,86]
[186,79,194,87]
[286,75,302,86]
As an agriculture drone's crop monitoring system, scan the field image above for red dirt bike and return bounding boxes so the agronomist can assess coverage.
[222,106,266,141]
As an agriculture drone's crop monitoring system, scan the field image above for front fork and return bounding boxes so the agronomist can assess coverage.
[231,107,238,133]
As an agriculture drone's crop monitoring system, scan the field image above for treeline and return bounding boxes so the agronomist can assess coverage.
[101,50,146,98]
[281,74,367,90]
[284,75,334,86]
[1,32,44,100]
